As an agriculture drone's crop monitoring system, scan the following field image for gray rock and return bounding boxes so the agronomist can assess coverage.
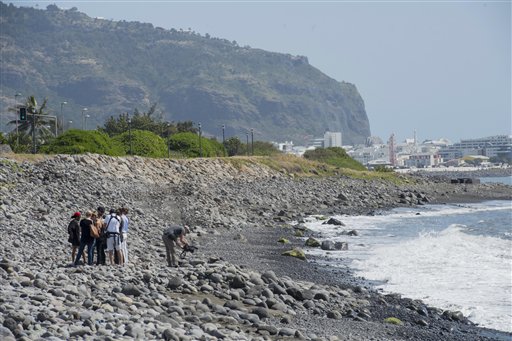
[167,276,183,290]
[162,328,180,341]
[278,328,296,336]
[0,326,15,341]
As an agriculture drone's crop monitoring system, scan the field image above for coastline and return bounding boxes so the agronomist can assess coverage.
[1,154,511,340]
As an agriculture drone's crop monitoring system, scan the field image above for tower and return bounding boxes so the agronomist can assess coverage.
[388,133,396,166]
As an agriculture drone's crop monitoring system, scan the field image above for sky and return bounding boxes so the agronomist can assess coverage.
[14,0,511,144]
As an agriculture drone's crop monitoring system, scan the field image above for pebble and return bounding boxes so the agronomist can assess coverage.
[0,154,507,341]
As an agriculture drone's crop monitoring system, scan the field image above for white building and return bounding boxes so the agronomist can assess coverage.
[404,153,443,168]
[439,135,512,160]
[324,131,342,148]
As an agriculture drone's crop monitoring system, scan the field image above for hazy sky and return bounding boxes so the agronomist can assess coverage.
[16,0,511,143]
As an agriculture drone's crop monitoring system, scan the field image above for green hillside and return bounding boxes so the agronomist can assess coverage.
[0,2,371,145]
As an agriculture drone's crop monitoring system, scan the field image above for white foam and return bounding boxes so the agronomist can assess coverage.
[303,201,512,332]
[354,224,512,332]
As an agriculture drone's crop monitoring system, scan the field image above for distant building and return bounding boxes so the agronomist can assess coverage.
[404,153,442,168]
[439,135,512,160]
[309,138,325,148]
[323,131,342,148]
[273,141,294,152]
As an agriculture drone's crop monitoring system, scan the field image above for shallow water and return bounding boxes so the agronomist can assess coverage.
[303,200,512,332]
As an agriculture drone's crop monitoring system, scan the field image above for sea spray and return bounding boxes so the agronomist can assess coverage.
[304,201,512,332]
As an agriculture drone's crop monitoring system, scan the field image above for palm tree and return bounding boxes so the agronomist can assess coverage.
[7,96,56,150]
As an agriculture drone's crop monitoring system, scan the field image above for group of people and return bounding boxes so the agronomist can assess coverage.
[67,206,130,267]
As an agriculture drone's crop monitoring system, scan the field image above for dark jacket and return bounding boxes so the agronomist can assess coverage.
[164,225,184,241]
[79,218,95,243]
[67,219,80,246]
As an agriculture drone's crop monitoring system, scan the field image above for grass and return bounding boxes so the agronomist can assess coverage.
[222,154,411,185]
[1,151,413,185]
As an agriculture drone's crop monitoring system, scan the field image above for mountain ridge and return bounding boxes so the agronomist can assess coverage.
[0,2,371,145]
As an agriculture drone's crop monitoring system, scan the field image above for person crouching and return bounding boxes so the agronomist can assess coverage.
[162,225,189,267]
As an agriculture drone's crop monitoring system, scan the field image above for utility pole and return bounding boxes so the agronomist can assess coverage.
[15,93,21,147]
[246,132,249,156]
[251,128,254,156]
[60,101,67,135]
[222,124,226,157]
[198,122,202,157]
[128,117,132,155]
[31,108,36,154]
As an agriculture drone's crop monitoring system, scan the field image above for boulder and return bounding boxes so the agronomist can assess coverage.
[321,241,335,250]
[304,237,320,247]
[281,248,306,261]
[323,218,345,226]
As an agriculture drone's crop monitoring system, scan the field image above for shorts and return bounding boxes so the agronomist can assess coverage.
[106,234,121,251]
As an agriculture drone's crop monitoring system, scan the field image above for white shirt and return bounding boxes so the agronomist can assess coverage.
[105,213,121,233]
[121,214,129,233]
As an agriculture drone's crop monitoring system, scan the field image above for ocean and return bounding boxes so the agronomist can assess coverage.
[303,179,512,332]
[480,175,512,186]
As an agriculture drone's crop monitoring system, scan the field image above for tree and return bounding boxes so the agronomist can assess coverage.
[224,137,242,156]
[100,104,196,138]
[7,96,57,151]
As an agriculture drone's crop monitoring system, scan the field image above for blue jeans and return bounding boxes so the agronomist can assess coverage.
[74,239,96,265]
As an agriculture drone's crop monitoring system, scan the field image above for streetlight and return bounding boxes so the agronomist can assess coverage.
[15,92,21,147]
[251,128,254,156]
[167,123,171,159]
[246,131,249,156]
[60,101,67,135]
[31,107,36,154]
[68,120,73,130]
[198,122,202,157]
[84,114,90,130]
[81,107,88,130]
[128,117,132,155]
[222,124,226,157]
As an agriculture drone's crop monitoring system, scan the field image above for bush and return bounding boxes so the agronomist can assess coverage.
[374,165,394,172]
[303,147,365,171]
[39,130,124,155]
[169,132,225,157]
[112,130,167,157]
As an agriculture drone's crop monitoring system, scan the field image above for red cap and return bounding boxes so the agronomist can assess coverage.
[71,212,81,218]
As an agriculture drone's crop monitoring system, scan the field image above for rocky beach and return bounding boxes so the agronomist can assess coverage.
[1,154,511,341]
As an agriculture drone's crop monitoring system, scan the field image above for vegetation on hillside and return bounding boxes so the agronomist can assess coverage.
[1,94,373,180]
[0,2,370,145]
[168,132,225,158]
[39,130,124,156]
[303,147,366,171]
[112,130,167,158]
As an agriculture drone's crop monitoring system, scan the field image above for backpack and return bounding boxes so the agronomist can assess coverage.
[90,220,101,239]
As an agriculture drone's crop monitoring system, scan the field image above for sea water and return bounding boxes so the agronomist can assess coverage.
[303,200,512,332]
[480,175,512,186]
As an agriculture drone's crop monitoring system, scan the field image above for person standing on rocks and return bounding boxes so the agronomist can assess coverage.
[120,207,129,264]
[162,225,189,267]
[105,208,124,266]
[94,207,107,265]
[74,211,96,266]
[67,212,84,264]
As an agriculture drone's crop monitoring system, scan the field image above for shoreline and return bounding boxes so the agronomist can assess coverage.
[199,198,512,339]
[1,154,511,340]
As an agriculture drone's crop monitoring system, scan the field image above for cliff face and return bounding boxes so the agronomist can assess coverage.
[0,3,371,145]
